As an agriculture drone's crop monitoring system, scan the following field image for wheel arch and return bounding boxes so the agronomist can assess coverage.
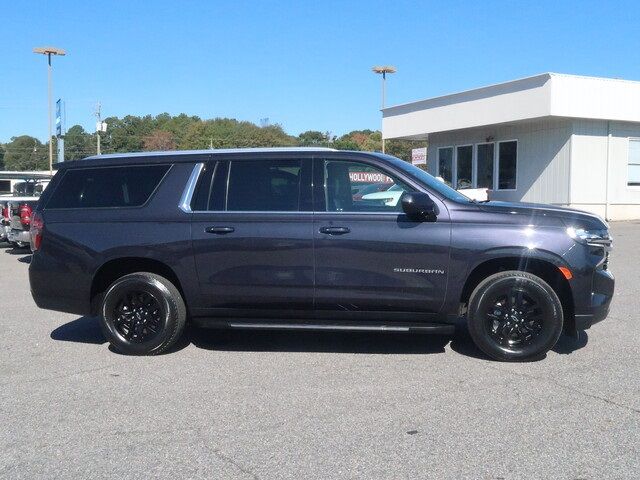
[460,255,575,334]
[90,257,186,316]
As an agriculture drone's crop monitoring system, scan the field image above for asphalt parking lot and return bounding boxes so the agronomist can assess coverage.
[0,222,639,479]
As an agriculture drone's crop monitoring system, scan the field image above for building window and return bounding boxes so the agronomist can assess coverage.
[476,143,494,189]
[498,141,517,190]
[438,147,453,186]
[456,145,473,189]
[629,139,640,187]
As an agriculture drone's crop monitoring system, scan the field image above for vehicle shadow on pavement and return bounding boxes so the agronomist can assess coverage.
[552,330,589,354]
[449,326,589,361]
[3,247,31,256]
[50,318,589,358]
[50,316,106,345]
[17,254,31,263]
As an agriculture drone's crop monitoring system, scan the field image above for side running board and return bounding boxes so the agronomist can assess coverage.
[192,318,455,335]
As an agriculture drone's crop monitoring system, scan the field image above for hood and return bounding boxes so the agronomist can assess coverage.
[477,201,608,230]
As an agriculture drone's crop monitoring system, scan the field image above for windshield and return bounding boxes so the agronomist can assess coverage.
[380,155,472,203]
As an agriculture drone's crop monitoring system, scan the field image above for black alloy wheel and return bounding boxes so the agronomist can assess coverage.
[99,272,186,355]
[467,270,563,362]
[112,290,163,344]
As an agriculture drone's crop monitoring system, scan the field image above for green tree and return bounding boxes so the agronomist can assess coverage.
[100,115,154,153]
[3,136,48,170]
[64,125,94,161]
[334,129,381,151]
[298,130,330,146]
[0,143,5,169]
[143,130,176,151]
[179,118,295,150]
[385,139,428,162]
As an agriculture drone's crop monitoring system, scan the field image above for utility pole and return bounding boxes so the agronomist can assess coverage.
[95,102,102,155]
[372,66,396,154]
[33,46,66,173]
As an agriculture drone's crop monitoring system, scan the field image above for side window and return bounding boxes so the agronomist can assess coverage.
[226,159,302,212]
[323,160,412,213]
[46,164,170,209]
[190,161,217,211]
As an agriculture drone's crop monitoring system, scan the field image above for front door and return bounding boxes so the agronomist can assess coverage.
[191,156,314,317]
[313,157,451,317]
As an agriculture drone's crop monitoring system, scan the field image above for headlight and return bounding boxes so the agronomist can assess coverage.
[566,227,612,246]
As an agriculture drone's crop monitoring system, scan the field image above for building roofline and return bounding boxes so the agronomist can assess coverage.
[382,73,552,113]
[382,72,640,139]
[382,72,640,115]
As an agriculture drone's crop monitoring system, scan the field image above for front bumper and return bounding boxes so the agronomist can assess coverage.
[574,268,614,330]
[8,228,30,245]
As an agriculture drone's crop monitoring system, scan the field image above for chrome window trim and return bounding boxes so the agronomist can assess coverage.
[187,210,401,216]
[178,162,205,213]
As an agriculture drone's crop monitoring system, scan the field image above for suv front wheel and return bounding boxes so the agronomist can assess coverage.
[467,271,563,362]
[99,272,186,355]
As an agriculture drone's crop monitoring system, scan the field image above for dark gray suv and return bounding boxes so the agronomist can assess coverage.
[29,148,614,361]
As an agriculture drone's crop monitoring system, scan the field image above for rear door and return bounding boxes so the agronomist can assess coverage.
[312,156,451,317]
[190,154,314,317]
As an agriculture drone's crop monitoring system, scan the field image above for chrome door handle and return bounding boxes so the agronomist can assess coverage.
[205,226,235,234]
[319,226,350,235]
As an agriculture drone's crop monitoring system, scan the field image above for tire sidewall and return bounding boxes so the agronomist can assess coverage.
[468,273,563,361]
[100,274,178,355]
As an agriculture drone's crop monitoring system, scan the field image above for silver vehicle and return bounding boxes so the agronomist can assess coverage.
[0,178,51,248]
[0,200,10,243]
[5,198,39,248]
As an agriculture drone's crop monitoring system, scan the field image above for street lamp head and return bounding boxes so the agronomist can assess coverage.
[372,66,396,75]
[33,46,66,56]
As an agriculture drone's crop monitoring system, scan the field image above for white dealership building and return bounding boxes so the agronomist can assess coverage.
[382,73,640,220]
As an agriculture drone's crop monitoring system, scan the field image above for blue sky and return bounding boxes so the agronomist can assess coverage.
[2,0,640,143]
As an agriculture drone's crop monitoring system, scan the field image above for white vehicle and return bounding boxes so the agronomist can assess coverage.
[361,181,490,206]
[457,187,489,202]
[361,184,405,206]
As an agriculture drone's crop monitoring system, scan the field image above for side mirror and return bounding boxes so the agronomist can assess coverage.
[401,192,437,222]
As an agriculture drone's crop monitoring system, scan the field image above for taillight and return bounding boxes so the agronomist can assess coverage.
[20,204,33,226]
[30,211,44,251]
[1,205,7,220]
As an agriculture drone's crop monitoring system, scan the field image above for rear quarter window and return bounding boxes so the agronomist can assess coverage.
[45,164,170,209]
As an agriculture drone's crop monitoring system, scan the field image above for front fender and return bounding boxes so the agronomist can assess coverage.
[442,222,574,315]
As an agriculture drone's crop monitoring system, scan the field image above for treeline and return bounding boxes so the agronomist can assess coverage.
[0,113,427,171]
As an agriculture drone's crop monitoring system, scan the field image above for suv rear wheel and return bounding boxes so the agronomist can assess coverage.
[99,272,186,355]
[467,271,563,362]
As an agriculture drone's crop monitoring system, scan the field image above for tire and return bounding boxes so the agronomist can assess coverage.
[467,271,563,362]
[99,272,186,355]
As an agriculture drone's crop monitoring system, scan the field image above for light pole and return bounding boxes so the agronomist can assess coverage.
[372,65,396,153]
[33,46,66,173]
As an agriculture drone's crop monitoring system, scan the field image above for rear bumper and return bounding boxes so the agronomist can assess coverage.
[8,228,29,244]
[29,252,92,315]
